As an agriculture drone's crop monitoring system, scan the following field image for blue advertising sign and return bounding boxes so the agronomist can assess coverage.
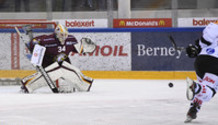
[131,29,202,71]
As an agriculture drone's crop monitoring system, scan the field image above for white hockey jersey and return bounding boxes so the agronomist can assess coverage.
[199,23,218,58]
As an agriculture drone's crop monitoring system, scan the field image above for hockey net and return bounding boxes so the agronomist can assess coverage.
[0,19,57,29]
[0,20,57,85]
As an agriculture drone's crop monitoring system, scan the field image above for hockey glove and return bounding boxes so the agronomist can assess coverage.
[81,38,96,53]
[186,44,200,58]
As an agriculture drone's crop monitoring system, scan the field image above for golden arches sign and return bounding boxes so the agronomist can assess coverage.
[119,21,126,26]
[159,20,165,26]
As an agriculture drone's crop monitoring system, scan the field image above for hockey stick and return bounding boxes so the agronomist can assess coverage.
[15,27,59,93]
[168,35,186,60]
[168,35,185,51]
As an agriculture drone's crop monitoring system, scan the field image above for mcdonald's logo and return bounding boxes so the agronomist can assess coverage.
[113,18,172,28]
[119,21,126,26]
[159,20,165,26]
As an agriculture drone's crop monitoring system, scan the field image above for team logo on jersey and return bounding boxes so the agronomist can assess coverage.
[206,48,215,54]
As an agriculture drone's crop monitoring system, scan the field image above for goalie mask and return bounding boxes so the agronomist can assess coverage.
[55,24,69,45]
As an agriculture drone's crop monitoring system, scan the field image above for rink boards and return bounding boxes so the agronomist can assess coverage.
[0,28,202,79]
[0,70,196,80]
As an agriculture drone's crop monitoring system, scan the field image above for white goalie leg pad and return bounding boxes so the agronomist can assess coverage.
[56,77,76,93]
[22,72,47,93]
[23,62,63,93]
[62,61,93,82]
[45,62,64,81]
[61,61,93,92]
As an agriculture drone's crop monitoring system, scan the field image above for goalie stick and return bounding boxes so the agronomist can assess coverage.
[15,27,59,93]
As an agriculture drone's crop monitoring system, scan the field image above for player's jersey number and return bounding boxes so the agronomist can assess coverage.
[58,46,66,52]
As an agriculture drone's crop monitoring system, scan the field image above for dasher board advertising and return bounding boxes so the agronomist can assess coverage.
[131,31,202,71]
[113,18,172,28]
[178,17,218,27]
[53,19,108,28]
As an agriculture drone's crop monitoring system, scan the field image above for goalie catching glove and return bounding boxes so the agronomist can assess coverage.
[74,38,96,53]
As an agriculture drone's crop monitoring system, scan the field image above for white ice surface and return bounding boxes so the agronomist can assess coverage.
[0,79,217,125]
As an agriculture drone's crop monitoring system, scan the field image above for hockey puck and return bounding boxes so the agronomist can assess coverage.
[168,82,173,88]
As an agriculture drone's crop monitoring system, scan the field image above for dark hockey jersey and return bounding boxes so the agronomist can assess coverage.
[29,33,78,68]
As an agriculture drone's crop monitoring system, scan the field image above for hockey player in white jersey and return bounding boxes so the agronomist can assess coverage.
[185,22,218,123]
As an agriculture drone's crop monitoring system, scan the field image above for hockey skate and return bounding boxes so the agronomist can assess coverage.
[20,81,29,93]
[184,102,200,123]
[186,77,196,100]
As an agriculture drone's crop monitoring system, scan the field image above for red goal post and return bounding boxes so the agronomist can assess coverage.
[0,19,57,29]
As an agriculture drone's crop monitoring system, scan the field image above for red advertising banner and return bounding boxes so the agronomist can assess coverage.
[113,18,172,28]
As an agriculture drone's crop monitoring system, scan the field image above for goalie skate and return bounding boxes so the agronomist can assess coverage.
[186,77,196,100]
[20,80,29,93]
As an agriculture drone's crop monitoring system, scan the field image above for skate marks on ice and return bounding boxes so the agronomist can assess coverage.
[0,79,217,125]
